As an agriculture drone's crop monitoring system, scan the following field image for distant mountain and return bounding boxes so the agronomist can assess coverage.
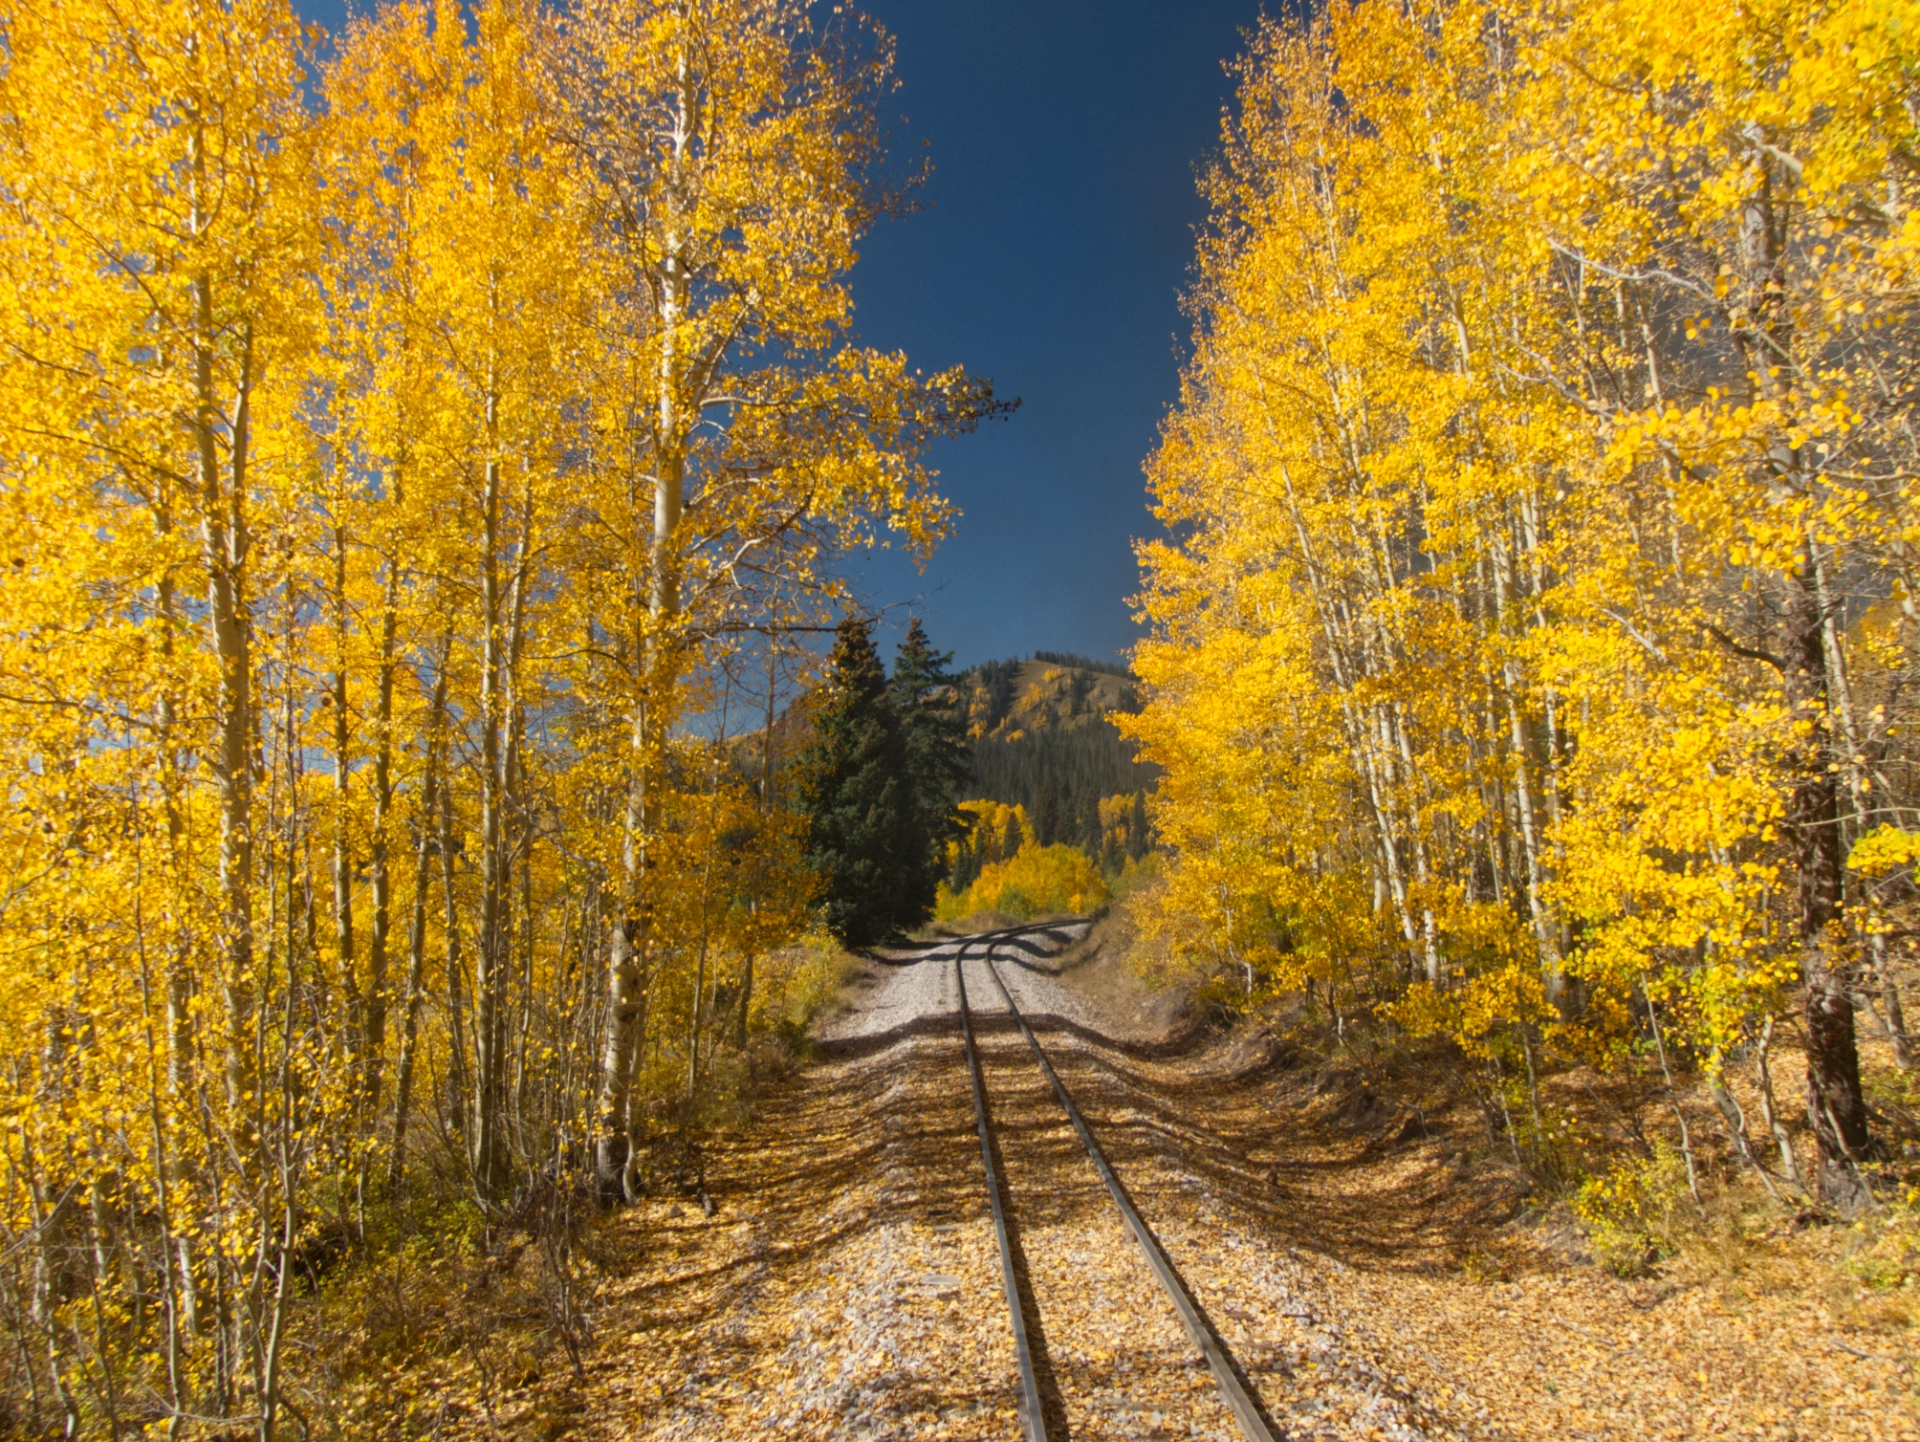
[962,656,1138,740]
[746,651,1158,863]
[958,656,1157,854]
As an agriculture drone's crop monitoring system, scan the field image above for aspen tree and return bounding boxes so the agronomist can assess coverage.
[1137,0,1920,1207]
[0,0,991,1417]
[0,0,320,1423]
[563,0,1001,1197]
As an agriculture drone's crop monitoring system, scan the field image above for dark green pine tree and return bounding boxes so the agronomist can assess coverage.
[1034,779,1061,847]
[1079,794,1102,854]
[797,616,914,948]
[1127,790,1151,861]
[950,834,982,892]
[890,617,972,928]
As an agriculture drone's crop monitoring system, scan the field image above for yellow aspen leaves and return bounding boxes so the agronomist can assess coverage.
[1132,0,1920,1195]
[0,0,1000,1428]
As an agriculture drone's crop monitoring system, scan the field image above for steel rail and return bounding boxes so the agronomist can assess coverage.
[978,945,1282,1442]
[956,943,1050,1442]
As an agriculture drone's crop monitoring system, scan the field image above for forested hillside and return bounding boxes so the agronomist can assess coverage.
[958,656,1157,849]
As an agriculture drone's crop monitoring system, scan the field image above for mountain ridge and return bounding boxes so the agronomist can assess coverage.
[956,654,1156,854]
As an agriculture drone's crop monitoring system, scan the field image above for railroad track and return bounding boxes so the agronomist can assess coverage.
[955,931,1282,1442]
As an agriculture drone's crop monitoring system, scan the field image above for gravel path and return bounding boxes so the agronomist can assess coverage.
[568,921,1445,1441]
[813,921,1097,1046]
[963,946,1434,1442]
[410,916,1920,1442]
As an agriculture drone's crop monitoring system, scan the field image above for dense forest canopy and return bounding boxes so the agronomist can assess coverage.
[0,0,1002,1429]
[1129,0,1920,1217]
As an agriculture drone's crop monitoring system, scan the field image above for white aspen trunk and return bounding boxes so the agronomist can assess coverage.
[474,367,510,1203]
[596,677,647,1196]
[1519,487,1570,971]
[1754,1015,1805,1190]
[1389,702,1442,984]
[1350,701,1420,956]
[330,522,358,1074]
[738,643,779,1048]
[499,477,536,1163]
[389,633,452,1190]
[439,780,470,1142]
[687,686,731,1105]
[190,103,256,1108]
[1264,444,1427,971]
[1491,537,1562,996]
[1816,549,1911,1066]
[602,47,693,1203]
[364,561,401,1115]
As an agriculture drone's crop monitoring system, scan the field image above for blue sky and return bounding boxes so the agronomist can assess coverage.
[295,0,1269,670]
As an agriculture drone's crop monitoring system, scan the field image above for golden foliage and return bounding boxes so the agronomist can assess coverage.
[0,0,995,1429]
[1131,0,1920,1198]
[938,843,1109,923]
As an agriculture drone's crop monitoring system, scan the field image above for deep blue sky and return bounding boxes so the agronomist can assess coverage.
[296,1,1267,670]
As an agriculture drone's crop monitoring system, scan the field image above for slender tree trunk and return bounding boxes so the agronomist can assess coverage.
[737,643,779,1049]
[623,452,683,1195]
[193,234,256,1107]
[389,633,452,1191]
[150,516,202,1411]
[687,693,729,1109]
[1641,984,1700,1201]
[1754,1016,1805,1191]
[514,778,536,1140]
[439,781,470,1144]
[1881,970,1913,1070]
[599,58,695,1201]
[596,725,645,1197]
[330,523,359,1082]
[365,563,402,1115]
[1708,1046,1776,1196]
[475,432,509,1204]
[1491,537,1562,1000]
[1786,547,1874,1212]
[1817,556,1913,1070]
[500,482,536,1174]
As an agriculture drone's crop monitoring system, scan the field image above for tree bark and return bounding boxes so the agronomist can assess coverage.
[474,424,510,1204]
[439,779,470,1144]
[389,632,452,1191]
[1786,550,1875,1212]
[191,99,256,1107]
[364,562,402,1116]
[597,52,692,1202]
[330,523,358,1083]
[594,737,646,1197]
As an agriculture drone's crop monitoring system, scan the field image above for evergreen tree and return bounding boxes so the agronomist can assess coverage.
[890,618,972,927]
[1034,779,1062,847]
[1073,793,1093,852]
[951,834,981,892]
[797,616,913,948]
[1127,790,1151,861]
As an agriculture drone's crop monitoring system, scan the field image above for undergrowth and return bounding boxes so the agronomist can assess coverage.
[272,935,865,1436]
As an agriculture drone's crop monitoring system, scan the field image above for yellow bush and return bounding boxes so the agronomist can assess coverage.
[938,843,1109,921]
[1574,1144,1690,1275]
